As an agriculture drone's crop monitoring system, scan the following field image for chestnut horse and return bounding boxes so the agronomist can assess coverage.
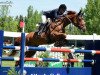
[9,10,86,66]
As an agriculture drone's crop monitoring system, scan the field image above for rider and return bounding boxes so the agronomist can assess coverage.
[36,4,67,35]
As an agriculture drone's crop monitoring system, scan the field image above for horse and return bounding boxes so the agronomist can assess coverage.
[9,10,86,66]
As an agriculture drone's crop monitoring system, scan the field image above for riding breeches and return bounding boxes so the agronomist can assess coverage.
[41,15,47,24]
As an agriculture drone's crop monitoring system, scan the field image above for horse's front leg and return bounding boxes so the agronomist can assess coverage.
[52,31,66,39]
[58,33,66,38]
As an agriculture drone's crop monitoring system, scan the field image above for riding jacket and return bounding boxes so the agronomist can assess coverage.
[42,9,63,21]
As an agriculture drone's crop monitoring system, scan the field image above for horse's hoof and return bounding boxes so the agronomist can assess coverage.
[15,61,19,67]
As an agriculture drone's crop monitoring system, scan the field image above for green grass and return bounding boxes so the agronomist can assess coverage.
[74,54,84,67]
[74,62,84,67]
[2,61,15,67]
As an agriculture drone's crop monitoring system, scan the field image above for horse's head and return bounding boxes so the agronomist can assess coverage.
[64,10,86,32]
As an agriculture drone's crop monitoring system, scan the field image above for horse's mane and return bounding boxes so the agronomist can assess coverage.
[67,11,76,15]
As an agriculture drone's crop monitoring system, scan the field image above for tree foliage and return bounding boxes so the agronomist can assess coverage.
[0,5,41,32]
[84,0,100,34]
[25,6,41,32]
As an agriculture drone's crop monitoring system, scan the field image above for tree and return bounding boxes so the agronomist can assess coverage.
[0,5,9,17]
[84,0,100,34]
[25,5,41,32]
[0,4,19,32]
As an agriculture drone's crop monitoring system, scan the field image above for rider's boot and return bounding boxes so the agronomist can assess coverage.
[38,23,45,35]
[35,23,46,35]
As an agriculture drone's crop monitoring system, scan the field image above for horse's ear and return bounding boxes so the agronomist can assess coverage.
[78,10,82,15]
[78,10,84,16]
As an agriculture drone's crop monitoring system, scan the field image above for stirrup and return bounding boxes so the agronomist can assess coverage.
[35,31,41,36]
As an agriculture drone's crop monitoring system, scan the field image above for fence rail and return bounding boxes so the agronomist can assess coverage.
[4,31,100,40]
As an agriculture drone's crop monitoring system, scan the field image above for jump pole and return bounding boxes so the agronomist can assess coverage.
[0,30,4,68]
[19,21,26,75]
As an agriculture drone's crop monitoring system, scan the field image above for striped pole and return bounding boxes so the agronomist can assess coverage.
[3,46,100,54]
[1,57,95,63]
[0,30,4,67]
[20,21,25,75]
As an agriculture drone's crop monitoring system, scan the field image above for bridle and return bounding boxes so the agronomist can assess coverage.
[64,13,84,29]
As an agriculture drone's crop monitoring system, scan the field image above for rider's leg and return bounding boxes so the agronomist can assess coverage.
[37,15,47,35]
[41,16,51,32]
[36,15,47,27]
[40,15,47,30]
[42,15,47,24]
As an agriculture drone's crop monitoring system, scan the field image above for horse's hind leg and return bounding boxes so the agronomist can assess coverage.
[68,53,74,67]
[25,51,36,57]
[24,45,38,57]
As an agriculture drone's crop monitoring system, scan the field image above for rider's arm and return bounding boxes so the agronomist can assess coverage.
[54,10,61,19]
[54,9,65,19]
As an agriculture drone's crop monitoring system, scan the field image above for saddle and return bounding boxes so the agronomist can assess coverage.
[35,22,49,35]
